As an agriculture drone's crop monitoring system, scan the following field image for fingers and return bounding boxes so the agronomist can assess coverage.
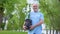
[30,26,35,30]
[23,26,27,30]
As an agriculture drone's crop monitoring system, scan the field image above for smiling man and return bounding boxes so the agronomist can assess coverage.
[23,3,44,34]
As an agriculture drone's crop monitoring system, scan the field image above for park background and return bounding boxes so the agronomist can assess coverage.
[0,0,60,34]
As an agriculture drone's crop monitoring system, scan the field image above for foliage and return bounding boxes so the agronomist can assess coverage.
[0,0,27,30]
[40,0,60,30]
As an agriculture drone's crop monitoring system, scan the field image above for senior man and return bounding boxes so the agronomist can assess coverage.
[23,3,44,34]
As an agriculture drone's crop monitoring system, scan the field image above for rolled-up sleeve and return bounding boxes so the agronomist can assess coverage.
[40,13,44,21]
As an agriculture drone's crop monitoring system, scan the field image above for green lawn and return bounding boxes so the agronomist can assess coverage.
[0,31,27,34]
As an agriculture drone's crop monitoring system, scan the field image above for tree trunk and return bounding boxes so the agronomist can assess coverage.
[46,25,48,34]
[59,31,60,34]
[0,4,4,30]
[56,30,58,34]
[53,29,54,34]
[49,27,51,34]
[58,30,60,34]
[0,13,3,27]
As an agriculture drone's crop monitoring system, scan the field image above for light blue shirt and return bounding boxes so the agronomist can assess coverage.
[28,11,44,34]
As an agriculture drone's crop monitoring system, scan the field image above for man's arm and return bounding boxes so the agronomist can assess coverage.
[34,19,44,27]
[34,13,44,27]
[30,19,44,30]
[30,14,44,30]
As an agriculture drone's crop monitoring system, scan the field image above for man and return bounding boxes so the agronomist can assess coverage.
[23,3,44,34]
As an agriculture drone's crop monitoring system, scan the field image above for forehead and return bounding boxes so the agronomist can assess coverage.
[32,4,39,7]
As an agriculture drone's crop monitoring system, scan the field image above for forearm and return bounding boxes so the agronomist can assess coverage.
[34,20,44,27]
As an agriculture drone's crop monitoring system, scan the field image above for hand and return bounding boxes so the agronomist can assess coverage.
[23,26,27,31]
[30,26,35,30]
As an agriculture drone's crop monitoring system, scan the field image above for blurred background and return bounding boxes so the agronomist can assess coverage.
[0,0,60,34]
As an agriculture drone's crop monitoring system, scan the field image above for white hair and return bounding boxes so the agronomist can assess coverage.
[32,1,39,5]
[31,3,39,8]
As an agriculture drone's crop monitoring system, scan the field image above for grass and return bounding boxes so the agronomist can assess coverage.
[0,30,27,34]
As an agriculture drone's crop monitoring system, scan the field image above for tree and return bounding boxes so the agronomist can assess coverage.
[0,0,27,30]
[39,0,60,34]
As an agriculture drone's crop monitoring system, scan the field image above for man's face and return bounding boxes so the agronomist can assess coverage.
[32,4,39,12]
